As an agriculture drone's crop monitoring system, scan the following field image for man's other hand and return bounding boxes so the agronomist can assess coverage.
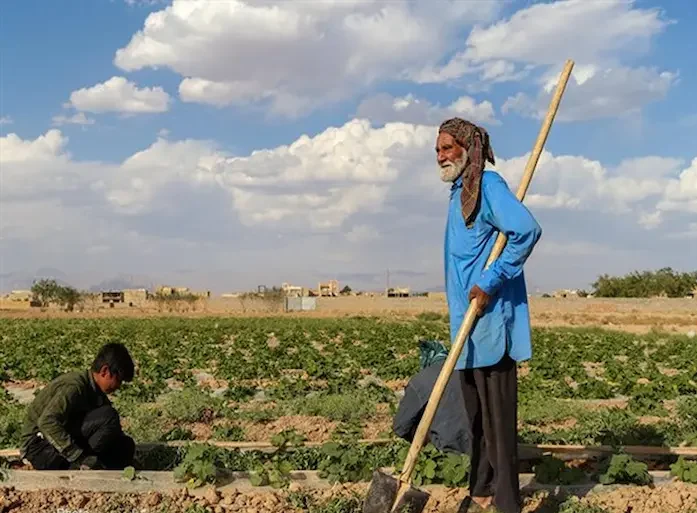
[468,285,490,316]
[71,454,103,470]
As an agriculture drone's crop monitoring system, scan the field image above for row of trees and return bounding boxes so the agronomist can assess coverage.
[30,279,83,311]
[591,268,697,298]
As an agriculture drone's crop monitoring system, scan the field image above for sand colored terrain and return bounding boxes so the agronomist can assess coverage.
[2,296,695,334]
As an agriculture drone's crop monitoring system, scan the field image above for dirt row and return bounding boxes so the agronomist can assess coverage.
[2,481,697,513]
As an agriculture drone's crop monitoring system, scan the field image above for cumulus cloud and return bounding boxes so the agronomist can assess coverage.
[412,0,676,119]
[356,93,499,127]
[2,119,695,292]
[417,0,670,82]
[502,66,677,121]
[113,0,500,116]
[0,116,13,125]
[493,152,689,217]
[657,158,697,214]
[52,112,96,127]
[67,76,171,114]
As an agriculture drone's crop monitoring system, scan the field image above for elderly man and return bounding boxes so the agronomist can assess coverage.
[436,118,541,513]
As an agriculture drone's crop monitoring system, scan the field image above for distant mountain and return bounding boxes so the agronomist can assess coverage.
[0,269,71,292]
[34,267,67,279]
[89,274,154,292]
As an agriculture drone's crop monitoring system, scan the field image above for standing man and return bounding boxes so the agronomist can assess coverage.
[20,342,137,471]
[437,118,541,513]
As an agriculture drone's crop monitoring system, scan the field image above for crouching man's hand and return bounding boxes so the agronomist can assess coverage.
[468,285,490,316]
[71,454,104,470]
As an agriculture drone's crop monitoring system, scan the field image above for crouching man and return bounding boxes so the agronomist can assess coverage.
[20,342,136,470]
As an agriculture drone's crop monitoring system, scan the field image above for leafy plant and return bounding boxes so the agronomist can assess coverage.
[163,426,195,441]
[670,456,697,483]
[173,444,220,488]
[533,455,585,485]
[558,496,611,513]
[318,441,402,484]
[250,429,306,488]
[223,384,256,402]
[286,391,378,423]
[122,466,137,481]
[287,490,364,513]
[211,425,245,441]
[397,444,470,488]
[598,453,652,486]
[161,388,223,423]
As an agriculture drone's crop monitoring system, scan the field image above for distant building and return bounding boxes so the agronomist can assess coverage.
[155,285,190,296]
[8,290,32,302]
[387,287,411,298]
[318,280,339,297]
[123,288,148,306]
[282,282,304,297]
[101,291,124,304]
[552,289,580,298]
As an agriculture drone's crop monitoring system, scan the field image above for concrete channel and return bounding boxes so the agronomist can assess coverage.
[0,469,675,497]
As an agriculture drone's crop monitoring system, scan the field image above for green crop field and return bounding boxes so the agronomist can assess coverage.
[2,316,697,493]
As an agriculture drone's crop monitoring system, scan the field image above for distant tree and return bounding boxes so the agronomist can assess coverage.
[591,268,697,298]
[31,278,82,311]
[56,286,81,312]
[31,279,62,307]
[340,285,352,295]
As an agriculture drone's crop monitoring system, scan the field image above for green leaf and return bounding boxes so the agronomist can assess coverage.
[122,466,136,481]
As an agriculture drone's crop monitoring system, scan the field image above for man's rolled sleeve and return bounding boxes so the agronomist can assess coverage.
[475,174,542,297]
[37,386,84,462]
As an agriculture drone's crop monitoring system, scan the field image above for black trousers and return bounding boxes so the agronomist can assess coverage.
[24,405,135,470]
[460,355,520,513]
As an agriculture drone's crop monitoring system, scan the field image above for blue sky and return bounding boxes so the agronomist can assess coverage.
[1,0,696,293]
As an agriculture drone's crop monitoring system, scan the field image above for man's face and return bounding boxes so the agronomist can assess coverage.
[436,132,467,182]
[94,366,122,395]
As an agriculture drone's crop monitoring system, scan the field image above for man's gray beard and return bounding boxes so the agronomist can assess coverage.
[439,156,467,182]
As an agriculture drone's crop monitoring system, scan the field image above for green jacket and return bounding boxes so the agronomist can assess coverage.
[20,370,110,462]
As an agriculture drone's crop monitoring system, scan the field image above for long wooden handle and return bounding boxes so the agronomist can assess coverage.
[399,59,575,484]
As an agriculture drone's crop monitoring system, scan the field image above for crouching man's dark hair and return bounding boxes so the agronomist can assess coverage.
[91,342,135,382]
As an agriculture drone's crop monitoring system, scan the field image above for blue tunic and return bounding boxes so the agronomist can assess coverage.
[445,171,542,370]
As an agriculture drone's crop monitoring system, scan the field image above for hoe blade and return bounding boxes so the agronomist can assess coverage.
[363,470,430,513]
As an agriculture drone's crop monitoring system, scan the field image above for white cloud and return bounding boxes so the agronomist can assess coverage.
[657,158,697,214]
[639,211,663,230]
[419,0,670,83]
[413,0,675,118]
[0,129,70,164]
[502,66,677,121]
[113,0,500,116]
[2,120,695,292]
[356,93,499,127]
[0,116,13,125]
[4,122,694,227]
[67,76,171,114]
[493,152,691,217]
[52,112,96,126]
[464,0,668,67]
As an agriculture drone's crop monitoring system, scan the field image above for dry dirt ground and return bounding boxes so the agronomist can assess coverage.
[1,296,696,334]
[2,482,697,513]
